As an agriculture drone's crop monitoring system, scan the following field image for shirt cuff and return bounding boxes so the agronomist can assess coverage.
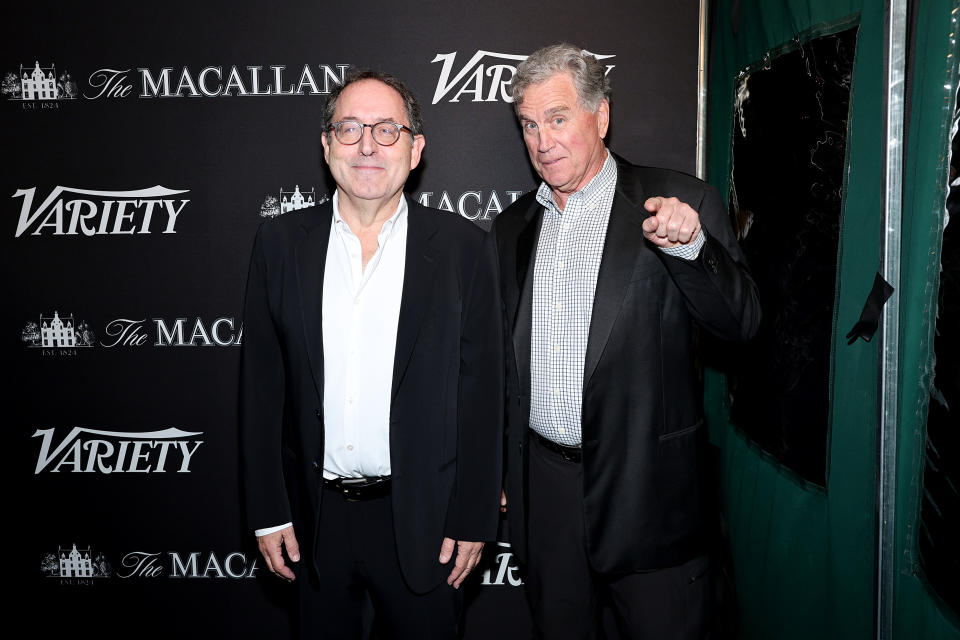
[255,522,293,537]
[659,229,705,260]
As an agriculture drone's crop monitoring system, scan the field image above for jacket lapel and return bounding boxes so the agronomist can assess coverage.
[583,162,649,387]
[392,198,438,400]
[294,202,333,402]
[512,199,543,400]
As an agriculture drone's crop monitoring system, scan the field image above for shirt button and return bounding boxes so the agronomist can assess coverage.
[557,427,566,435]
[554,345,560,352]
[555,302,562,310]
[553,388,560,395]
[557,261,565,269]
[346,444,354,451]
[562,223,570,230]
[588,203,597,211]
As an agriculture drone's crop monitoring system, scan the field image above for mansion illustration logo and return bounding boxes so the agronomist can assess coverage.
[21,311,96,355]
[259,185,329,218]
[41,543,112,583]
[430,50,616,104]
[3,61,78,105]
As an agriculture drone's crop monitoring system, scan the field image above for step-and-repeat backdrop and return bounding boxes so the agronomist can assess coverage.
[3,2,699,636]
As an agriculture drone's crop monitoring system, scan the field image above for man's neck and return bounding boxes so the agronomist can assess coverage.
[337,192,404,236]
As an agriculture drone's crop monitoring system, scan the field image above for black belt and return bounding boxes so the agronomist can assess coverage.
[324,476,392,501]
[531,430,582,463]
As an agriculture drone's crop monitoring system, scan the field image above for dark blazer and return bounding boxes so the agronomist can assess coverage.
[494,155,760,576]
[240,197,503,594]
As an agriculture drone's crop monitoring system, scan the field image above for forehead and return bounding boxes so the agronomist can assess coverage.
[335,79,406,121]
[517,73,579,116]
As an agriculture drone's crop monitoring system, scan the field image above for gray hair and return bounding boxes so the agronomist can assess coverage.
[322,69,424,139]
[509,43,611,113]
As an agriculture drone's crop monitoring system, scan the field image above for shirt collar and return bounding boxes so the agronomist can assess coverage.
[535,149,616,216]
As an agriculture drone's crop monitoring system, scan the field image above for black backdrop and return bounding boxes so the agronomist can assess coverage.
[3,2,700,636]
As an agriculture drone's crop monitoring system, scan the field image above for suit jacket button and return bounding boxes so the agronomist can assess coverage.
[312,460,322,473]
[314,409,322,420]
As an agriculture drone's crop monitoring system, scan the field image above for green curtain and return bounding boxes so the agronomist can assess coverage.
[705,0,960,637]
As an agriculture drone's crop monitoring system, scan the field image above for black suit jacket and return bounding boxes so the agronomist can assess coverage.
[494,155,760,575]
[240,197,503,594]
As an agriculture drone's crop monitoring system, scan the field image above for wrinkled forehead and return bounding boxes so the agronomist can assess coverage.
[516,74,580,118]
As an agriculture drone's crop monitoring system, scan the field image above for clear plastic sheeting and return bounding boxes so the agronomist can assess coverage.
[726,27,858,486]
[918,94,960,617]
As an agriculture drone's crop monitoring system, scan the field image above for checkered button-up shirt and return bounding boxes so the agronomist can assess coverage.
[529,151,705,447]
[529,152,618,446]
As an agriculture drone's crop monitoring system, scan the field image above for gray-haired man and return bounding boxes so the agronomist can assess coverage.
[494,43,760,638]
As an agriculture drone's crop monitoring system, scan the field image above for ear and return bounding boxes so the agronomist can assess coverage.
[321,131,331,164]
[409,134,426,170]
[596,98,610,140]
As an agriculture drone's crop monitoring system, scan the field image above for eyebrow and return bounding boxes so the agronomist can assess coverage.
[337,115,400,123]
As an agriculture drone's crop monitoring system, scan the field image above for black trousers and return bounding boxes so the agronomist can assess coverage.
[296,485,462,640]
[526,433,712,640]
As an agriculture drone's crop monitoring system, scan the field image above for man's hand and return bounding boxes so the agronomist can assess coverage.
[257,525,300,582]
[643,196,702,248]
[439,537,484,589]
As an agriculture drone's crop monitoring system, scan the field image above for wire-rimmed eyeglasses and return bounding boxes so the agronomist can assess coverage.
[327,120,414,146]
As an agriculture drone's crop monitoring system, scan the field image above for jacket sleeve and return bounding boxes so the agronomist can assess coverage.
[443,228,505,541]
[659,183,762,342]
[239,224,292,533]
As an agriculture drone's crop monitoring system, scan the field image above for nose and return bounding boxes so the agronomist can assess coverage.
[358,125,377,156]
[537,127,555,153]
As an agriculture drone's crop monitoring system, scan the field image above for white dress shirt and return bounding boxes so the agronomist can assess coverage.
[255,192,406,537]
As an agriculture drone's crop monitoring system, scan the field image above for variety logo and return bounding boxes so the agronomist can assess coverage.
[3,61,78,108]
[12,186,190,237]
[21,311,96,355]
[430,50,616,104]
[118,550,258,579]
[41,544,112,583]
[479,541,523,586]
[414,189,526,221]
[260,185,329,218]
[33,427,204,474]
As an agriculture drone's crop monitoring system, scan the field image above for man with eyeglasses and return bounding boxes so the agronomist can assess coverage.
[240,70,503,639]
[494,44,760,638]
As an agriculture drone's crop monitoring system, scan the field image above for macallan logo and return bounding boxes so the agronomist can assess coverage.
[101,317,243,348]
[12,186,190,237]
[431,50,616,104]
[117,550,258,579]
[83,64,349,100]
[415,189,526,221]
[33,427,204,474]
